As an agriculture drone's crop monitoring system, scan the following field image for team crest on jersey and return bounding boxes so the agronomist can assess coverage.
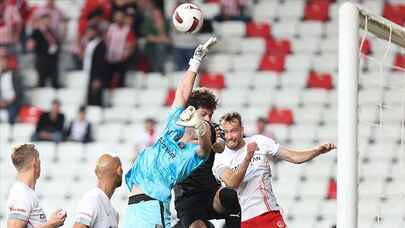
[276,220,286,227]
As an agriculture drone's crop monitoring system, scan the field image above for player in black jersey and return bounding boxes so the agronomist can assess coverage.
[174,89,241,228]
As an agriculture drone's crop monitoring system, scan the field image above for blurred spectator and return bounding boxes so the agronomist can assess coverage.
[73,8,110,70]
[8,0,29,52]
[64,105,93,143]
[214,0,250,22]
[105,10,136,87]
[152,0,163,12]
[84,21,109,106]
[112,0,135,14]
[31,99,65,143]
[248,117,275,139]
[115,0,144,37]
[171,1,199,71]
[27,12,60,88]
[30,0,66,42]
[138,0,170,74]
[78,0,111,37]
[0,47,22,124]
[133,118,158,158]
[0,0,22,55]
[172,31,199,71]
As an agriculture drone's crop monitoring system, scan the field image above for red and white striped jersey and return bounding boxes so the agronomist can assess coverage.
[105,23,135,63]
[0,4,21,45]
[213,134,281,221]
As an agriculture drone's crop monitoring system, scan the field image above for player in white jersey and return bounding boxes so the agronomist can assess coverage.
[6,144,67,228]
[73,154,122,228]
[213,112,336,228]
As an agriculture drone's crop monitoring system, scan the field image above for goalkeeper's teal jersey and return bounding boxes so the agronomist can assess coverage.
[125,106,207,202]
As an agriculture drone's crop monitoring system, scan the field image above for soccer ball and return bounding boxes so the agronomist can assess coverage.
[172,3,204,34]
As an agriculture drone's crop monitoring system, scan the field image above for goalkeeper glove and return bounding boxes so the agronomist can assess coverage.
[176,106,207,136]
[188,36,217,73]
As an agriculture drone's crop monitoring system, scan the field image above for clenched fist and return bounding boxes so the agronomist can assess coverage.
[245,142,258,162]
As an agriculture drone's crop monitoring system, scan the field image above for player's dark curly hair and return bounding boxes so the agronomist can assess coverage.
[186,88,218,111]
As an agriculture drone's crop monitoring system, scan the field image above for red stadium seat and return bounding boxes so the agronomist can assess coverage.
[259,54,285,72]
[266,38,291,56]
[199,73,225,89]
[268,107,294,125]
[18,106,42,123]
[326,178,337,200]
[307,70,333,89]
[383,3,405,26]
[304,0,331,22]
[394,53,405,70]
[164,88,176,106]
[246,21,271,38]
[360,38,371,56]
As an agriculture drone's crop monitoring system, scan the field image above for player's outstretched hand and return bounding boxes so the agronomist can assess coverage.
[49,209,67,227]
[195,36,217,60]
[317,143,337,154]
[176,106,203,128]
[188,36,217,72]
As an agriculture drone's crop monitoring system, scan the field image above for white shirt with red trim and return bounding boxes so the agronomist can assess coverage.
[6,181,47,227]
[74,187,118,228]
[213,134,282,221]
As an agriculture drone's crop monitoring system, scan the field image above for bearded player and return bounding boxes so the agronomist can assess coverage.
[213,112,336,228]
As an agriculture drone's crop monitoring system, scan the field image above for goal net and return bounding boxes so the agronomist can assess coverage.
[338,2,405,228]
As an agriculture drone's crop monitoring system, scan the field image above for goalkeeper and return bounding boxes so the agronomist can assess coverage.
[123,37,217,228]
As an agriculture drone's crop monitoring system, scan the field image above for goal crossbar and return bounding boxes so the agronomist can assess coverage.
[357,4,405,49]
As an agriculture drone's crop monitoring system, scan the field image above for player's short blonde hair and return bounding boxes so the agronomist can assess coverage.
[11,144,39,171]
[220,112,243,127]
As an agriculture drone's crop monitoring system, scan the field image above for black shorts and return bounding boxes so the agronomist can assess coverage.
[175,189,225,227]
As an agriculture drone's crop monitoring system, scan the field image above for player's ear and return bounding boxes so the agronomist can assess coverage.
[117,165,123,176]
[32,157,38,169]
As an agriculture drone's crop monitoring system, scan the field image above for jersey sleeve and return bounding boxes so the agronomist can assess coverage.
[7,191,32,222]
[165,106,184,128]
[254,135,280,157]
[74,195,97,226]
[212,152,231,181]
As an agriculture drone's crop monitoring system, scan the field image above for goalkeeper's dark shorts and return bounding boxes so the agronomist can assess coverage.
[175,190,224,228]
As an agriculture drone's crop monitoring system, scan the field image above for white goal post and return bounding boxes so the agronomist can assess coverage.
[338,2,405,228]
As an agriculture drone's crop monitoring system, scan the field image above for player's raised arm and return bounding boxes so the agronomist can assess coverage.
[172,37,217,108]
[278,143,336,164]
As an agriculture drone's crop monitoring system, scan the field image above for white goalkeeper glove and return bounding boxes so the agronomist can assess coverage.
[188,36,217,73]
[176,106,207,136]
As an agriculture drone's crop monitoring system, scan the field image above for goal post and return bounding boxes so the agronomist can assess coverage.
[338,2,405,228]
[338,3,359,228]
